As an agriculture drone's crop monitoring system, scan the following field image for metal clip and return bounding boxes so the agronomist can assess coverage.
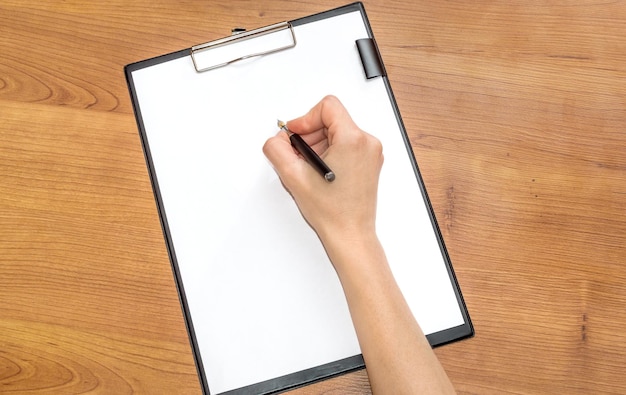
[191,22,297,72]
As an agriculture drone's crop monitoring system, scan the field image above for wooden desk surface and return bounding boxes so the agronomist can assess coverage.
[1,1,624,394]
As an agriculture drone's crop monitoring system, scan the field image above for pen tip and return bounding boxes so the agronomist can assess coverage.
[277,119,285,129]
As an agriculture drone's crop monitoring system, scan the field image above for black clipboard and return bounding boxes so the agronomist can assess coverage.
[125,3,473,394]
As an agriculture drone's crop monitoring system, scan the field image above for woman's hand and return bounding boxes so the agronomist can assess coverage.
[263,95,383,244]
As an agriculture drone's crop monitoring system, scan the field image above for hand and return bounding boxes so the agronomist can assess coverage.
[263,96,383,243]
[265,97,456,394]
[264,96,455,394]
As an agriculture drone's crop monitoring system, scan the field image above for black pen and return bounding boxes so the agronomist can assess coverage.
[277,120,335,182]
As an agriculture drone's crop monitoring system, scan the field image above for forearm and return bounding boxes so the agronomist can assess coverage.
[322,233,456,394]
[263,96,454,393]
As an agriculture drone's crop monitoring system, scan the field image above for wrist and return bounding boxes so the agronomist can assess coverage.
[318,227,384,278]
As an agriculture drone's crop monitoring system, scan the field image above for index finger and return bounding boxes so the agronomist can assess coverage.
[262,131,298,175]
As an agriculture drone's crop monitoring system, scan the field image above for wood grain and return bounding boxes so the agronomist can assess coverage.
[1,1,625,394]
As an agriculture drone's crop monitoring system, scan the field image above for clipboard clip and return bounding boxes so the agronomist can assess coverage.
[191,21,297,72]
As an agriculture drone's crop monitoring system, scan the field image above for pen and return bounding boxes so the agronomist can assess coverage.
[277,120,336,182]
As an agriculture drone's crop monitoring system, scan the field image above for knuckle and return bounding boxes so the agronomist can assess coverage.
[321,94,339,105]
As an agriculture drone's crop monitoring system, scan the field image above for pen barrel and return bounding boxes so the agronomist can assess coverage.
[289,133,334,181]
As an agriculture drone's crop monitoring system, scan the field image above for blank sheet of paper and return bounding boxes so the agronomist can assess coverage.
[129,7,468,394]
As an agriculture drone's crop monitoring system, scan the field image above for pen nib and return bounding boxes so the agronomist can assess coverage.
[277,119,287,130]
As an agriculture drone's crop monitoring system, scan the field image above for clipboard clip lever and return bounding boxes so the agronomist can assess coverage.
[191,22,297,72]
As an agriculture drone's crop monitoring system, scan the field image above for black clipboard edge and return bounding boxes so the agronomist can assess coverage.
[290,2,362,27]
[221,355,365,395]
[377,50,475,348]
[353,0,474,347]
[124,2,473,394]
[125,48,211,393]
[378,44,475,349]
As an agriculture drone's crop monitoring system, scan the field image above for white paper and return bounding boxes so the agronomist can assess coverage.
[131,10,465,394]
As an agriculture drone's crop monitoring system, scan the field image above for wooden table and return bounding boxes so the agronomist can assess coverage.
[2,1,625,394]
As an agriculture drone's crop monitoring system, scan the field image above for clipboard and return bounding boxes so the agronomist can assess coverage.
[125,3,473,394]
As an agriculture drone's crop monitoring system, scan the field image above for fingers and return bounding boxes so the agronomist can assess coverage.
[287,95,354,139]
[264,96,361,189]
[263,131,295,172]
[263,131,318,190]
